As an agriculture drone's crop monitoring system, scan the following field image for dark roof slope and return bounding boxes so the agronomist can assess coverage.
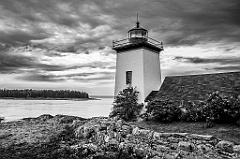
[153,71,240,101]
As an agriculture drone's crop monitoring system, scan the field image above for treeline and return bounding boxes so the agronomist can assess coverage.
[0,89,89,99]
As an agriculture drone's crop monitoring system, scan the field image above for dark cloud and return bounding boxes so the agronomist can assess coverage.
[18,71,114,82]
[98,46,105,50]
[1,0,240,48]
[0,30,49,45]
[32,43,87,54]
[18,73,65,82]
[71,74,114,81]
[0,46,113,74]
[174,56,240,65]
[208,66,240,71]
[160,0,240,46]
[56,45,78,53]
[0,49,35,73]
[0,49,68,74]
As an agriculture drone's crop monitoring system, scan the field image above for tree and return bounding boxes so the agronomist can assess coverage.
[109,86,143,121]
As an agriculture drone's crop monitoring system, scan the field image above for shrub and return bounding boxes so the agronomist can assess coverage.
[109,86,143,121]
[144,92,240,124]
[204,92,240,123]
[145,99,181,122]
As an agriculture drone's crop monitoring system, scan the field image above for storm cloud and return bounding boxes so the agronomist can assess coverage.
[18,71,114,82]
[0,0,240,94]
[0,0,239,48]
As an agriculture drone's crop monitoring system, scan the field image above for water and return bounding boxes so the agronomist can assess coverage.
[0,98,113,122]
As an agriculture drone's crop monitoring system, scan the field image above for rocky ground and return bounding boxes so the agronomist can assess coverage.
[0,115,240,159]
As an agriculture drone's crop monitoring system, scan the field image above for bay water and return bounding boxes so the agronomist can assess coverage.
[0,98,113,122]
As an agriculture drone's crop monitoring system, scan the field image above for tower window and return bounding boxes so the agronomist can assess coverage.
[126,71,132,85]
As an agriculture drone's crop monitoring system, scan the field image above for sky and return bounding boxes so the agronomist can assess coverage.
[0,0,240,96]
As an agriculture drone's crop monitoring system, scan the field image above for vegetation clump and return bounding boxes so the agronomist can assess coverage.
[143,92,240,125]
[109,86,143,121]
[144,99,180,122]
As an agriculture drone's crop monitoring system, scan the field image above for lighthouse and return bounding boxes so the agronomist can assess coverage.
[113,17,163,103]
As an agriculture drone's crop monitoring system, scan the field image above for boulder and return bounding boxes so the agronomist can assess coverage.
[134,146,149,158]
[132,126,140,135]
[37,114,54,121]
[178,141,195,152]
[121,124,132,137]
[134,128,151,138]
[154,144,169,151]
[216,140,234,153]
[71,120,86,129]
[75,125,97,139]
[197,144,213,153]
[189,134,214,141]
[115,119,123,130]
[233,145,240,154]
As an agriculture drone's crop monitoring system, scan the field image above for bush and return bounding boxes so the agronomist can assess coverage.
[145,99,181,122]
[109,86,143,121]
[179,101,206,122]
[144,92,240,124]
[203,92,240,123]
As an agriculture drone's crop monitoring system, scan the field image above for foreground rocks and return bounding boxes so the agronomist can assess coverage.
[72,117,240,159]
[1,115,240,159]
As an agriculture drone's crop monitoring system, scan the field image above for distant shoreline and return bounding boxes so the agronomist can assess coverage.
[0,97,100,101]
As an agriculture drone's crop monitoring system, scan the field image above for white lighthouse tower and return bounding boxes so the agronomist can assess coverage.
[113,17,163,103]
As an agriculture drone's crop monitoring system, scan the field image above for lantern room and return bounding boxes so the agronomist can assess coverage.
[128,20,148,42]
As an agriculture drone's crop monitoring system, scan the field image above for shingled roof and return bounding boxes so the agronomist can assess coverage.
[146,71,240,102]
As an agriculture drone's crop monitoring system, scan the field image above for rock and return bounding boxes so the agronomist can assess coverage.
[154,144,169,151]
[0,117,4,123]
[151,154,163,159]
[152,132,161,140]
[132,126,139,135]
[71,120,85,129]
[108,138,118,147]
[107,123,117,132]
[0,132,12,139]
[173,133,189,137]
[197,144,213,153]
[56,114,86,123]
[37,114,54,121]
[233,145,240,154]
[125,134,134,141]
[158,133,172,137]
[82,143,99,153]
[164,154,176,159]
[121,124,132,136]
[75,125,96,139]
[189,134,214,141]
[178,141,195,152]
[119,142,135,155]
[115,119,123,130]
[99,122,107,131]
[216,140,234,153]
[154,132,188,138]
[134,146,148,158]
[135,128,151,138]
[95,132,105,145]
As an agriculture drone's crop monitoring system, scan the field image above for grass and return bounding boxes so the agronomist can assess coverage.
[130,120,240,144]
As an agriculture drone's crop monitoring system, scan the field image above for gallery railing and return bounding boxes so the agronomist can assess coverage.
[113,37,163,50]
